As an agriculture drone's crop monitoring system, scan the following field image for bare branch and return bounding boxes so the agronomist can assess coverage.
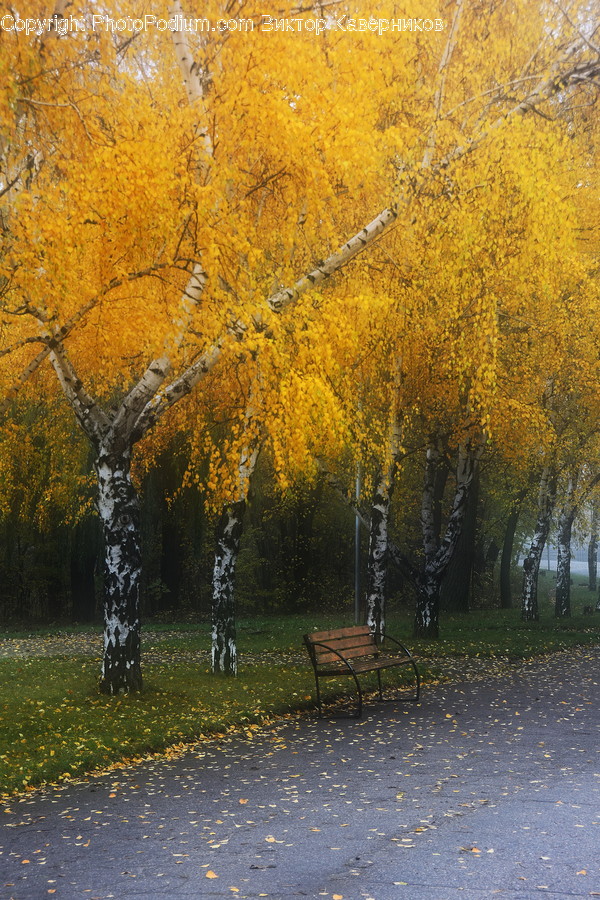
[129,340,224,440]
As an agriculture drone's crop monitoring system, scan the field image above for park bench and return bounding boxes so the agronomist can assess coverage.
[303,624,420,718]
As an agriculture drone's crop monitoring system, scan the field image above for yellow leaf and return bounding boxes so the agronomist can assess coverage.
[206,870,218,879]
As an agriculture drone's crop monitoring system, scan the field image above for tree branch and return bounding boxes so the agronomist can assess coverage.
[421,0,464,170]
[48,343,109,445]
[439,44,600,170]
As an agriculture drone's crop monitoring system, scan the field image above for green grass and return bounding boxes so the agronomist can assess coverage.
[237,600,600,661]
[0,655,315,798]
[1,594,599,799]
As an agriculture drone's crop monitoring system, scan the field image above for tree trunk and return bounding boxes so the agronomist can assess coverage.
[414,570,441,638]
[588,504,598,592]
[210,429,259,675]
[365,405,403,637]
[521,465,556,622]
[472,538,499,607]
[95,445,143,694]
[211,499,246,675]
[500,504,521,609]
[440,466,480,612]
[555,472,577,618]
[416,438,443,638]
[555,513,574,617]
[415,436,483,638]
[365,471,394,637]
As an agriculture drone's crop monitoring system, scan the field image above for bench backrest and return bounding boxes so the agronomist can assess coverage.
[304,625,377,666]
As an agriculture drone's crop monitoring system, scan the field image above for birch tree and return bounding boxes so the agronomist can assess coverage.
[1,0,598,689]
[521,463,558,621]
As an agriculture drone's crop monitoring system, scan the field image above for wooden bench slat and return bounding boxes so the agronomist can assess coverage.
[313,632,374,648]
[310,625,371,642]
[312,636,374,654]
[314,648,374,665]
[314,644,373,657]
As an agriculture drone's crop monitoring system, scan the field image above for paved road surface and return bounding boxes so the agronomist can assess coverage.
[1,649,599,899]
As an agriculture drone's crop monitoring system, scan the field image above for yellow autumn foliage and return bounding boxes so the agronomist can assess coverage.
[0,0,598,509]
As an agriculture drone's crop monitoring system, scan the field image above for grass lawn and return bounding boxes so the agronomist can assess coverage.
[1,589,599,799]
[0,655,315,798]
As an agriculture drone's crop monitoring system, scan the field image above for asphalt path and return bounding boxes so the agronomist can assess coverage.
[1,649,599,899]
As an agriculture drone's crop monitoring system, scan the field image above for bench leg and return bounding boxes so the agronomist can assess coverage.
[315,675,323,717]
[355,677,363,718]
[314,663,419,717]
[315,673,363,718]
[377,663,420,704]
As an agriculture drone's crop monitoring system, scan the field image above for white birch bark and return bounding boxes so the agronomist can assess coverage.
[521,465,557,622]
[211,439,260,675]
[415,437,444,638]
[95,443,143,693]
[48,344,109,445]
[420,0,464,170]
[555,471,600,615]
[365,409,403,637]
[364,471,394,638]
[170,0,213,158]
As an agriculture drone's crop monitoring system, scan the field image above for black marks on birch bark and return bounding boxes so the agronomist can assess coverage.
[95,446,143,694]
[212,499,246,675]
